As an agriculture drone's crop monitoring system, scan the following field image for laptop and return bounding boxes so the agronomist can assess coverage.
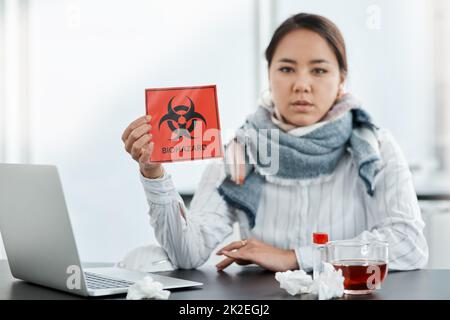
[0,163,202,297]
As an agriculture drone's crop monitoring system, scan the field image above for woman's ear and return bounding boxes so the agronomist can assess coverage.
[337,84,344,99]
[337,77,346,99]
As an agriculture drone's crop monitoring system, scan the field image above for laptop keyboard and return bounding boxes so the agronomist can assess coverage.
[85,272,134,290]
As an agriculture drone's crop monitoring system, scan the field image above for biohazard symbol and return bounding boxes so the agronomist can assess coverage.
[159,96,207,140]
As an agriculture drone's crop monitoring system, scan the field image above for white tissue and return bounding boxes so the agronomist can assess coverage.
[314,263,345,300]
[274,270,315,295]
[126,276,170,300]
[275,263,344,300]
[117,245,175,273]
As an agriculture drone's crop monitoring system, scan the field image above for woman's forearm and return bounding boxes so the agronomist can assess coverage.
[148,198,234,269]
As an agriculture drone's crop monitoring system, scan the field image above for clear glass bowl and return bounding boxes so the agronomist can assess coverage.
[326,239,389,295]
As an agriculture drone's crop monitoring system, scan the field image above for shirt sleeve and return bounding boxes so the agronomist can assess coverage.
[140,161,236,269]
[351,130,429,271]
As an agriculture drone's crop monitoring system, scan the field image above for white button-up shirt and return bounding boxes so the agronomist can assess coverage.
[140,129,429,271]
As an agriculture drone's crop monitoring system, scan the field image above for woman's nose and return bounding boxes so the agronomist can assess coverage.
[293,75,312,93]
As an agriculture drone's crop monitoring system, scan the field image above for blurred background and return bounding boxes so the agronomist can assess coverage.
[1,0,450,268]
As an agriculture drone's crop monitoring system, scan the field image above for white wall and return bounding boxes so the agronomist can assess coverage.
[15,0,257,263]
[275,0,436,167]
[421,202,450,269]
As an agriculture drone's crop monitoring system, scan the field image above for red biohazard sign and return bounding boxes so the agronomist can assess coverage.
[145,85,223,163]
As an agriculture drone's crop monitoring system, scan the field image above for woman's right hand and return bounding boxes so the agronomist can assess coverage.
[122,115,164,179]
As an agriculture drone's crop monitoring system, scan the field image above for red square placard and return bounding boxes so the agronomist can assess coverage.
[145,85,223,163]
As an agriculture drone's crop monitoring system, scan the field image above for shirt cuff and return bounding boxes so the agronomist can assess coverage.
[140,169,179,203]
[295,246,313,273]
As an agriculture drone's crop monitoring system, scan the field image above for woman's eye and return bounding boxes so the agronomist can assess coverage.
[312,68,328,75]
[279,67,294,73]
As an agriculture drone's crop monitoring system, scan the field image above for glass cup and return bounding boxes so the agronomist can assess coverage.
[326,239,389,295]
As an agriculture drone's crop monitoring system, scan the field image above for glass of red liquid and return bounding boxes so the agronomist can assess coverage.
[326,240,389,295]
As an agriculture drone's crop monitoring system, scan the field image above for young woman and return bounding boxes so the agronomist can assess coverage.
[121,13,428,272]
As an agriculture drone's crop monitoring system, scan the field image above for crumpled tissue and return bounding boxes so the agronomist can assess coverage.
[275,263,345,300]
[126,276,170,300]
[274,269,315,295]
[314,263,345,300]
[117,245,174,273]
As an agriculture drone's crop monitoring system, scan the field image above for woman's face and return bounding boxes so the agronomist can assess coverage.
[268,29,345,127]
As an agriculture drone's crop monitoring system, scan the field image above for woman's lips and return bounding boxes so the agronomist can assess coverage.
[290,102,314,112]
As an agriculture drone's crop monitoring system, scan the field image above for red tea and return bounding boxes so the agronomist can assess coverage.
[332,259,388,292]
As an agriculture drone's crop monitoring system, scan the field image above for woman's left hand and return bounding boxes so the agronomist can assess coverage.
[215,238,299,272]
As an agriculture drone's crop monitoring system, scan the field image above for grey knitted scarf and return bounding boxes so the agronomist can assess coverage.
[217,94,381,229]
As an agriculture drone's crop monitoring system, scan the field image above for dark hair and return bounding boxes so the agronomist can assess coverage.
[265,13,348,77]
